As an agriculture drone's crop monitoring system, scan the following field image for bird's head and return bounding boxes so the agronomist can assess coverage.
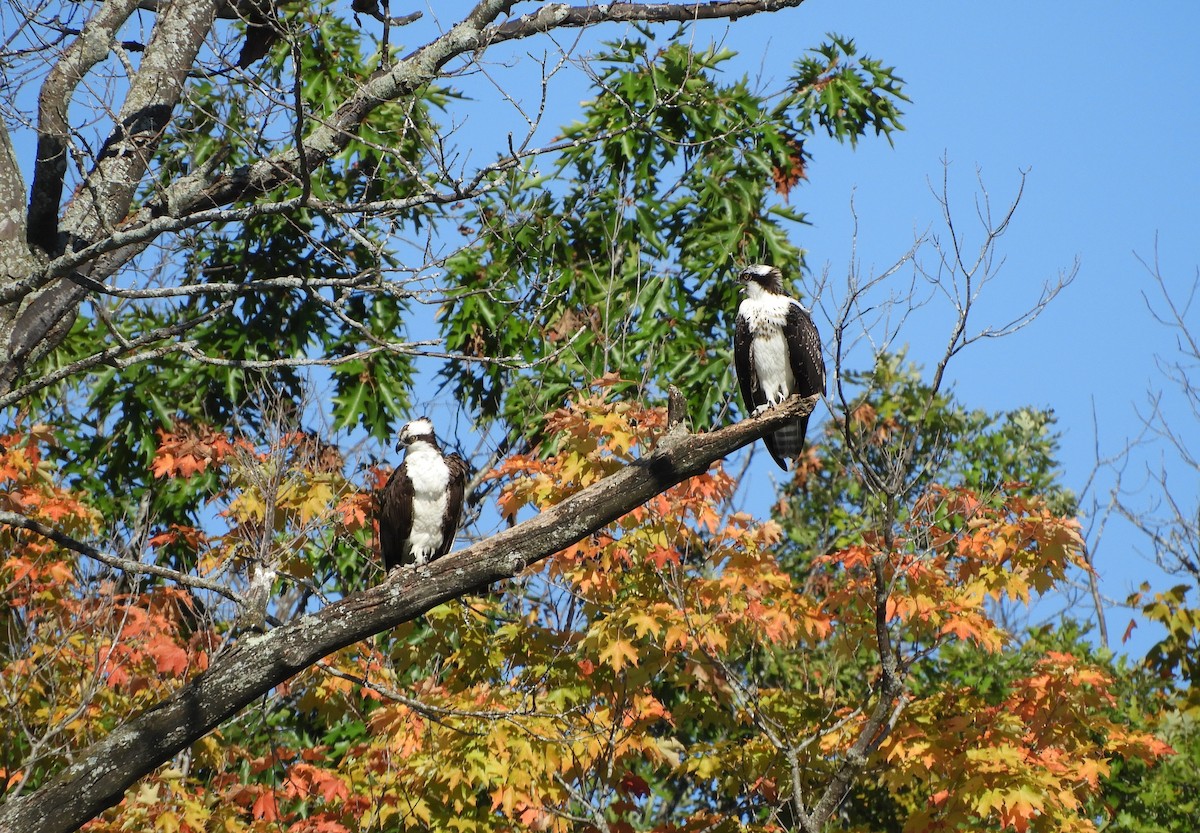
[738,264,784,295]
[397,417,437,451]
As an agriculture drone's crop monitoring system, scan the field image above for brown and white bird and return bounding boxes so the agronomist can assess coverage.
[378,418,468,570]
[733,264,826,470]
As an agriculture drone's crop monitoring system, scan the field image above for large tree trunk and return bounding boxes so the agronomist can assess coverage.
[1,0,221,395]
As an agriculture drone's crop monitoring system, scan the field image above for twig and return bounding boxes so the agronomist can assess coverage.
[0,509,241,603]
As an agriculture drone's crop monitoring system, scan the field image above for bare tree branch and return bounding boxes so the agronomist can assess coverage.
[0,509,241,604]
[0,299,237,410]
[1111,247,1200,585]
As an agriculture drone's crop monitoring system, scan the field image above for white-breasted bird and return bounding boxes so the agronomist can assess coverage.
[733,264,826,470]
[378,418,468,570]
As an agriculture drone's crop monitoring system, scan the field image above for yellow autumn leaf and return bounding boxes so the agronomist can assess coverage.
[294,478,336,525]
[599,637,639,671]
[226,489,265,522]
[558,450,588,484]
[663,620,689,650]
[627,610,663,640]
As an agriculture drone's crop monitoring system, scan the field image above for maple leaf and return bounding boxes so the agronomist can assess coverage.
[627,610,663,640]
[293,477,336,525]
[618,771,650,797]
[599,638,639,672]
[645,545,679,568]
[558,450,588,484]
[251,789,279,821]
[335,493,370,531]
[593,410,637,455]
[155,809,180,833]
[312,768,350,803]
[176,454,207,478]
[147,636,190,676]
[997,786,1043,833]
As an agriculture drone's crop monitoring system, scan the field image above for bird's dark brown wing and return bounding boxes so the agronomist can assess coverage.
[761,304,825,471]
[760,423,795,471]
[785,303,826,398]
[435,453,470,560]
[378,464,414,570]
[734,313,764,412]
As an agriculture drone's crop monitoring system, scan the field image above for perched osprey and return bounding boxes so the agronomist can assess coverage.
[733,264,826,470]
[378,418,469,570]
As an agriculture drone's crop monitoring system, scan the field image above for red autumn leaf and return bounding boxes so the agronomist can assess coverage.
[618,772,650,798]
[147,636,190,676]
[771,136,807,198]
[646,546,679,568]
[151,453,177,479]
[311,768,349,803]
[1122,618,1137,644]
[335,493,371,531]
[251,789,279,821]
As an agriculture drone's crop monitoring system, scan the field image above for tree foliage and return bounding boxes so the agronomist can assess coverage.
[0,1,1189,831]
[0,397,1172,832]
[773,352,1075,574]
[440,35,905,433]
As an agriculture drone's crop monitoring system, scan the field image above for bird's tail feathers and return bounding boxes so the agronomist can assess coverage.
[766,418,809,467]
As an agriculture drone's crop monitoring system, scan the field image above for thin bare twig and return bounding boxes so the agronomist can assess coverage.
[0,509,240,603]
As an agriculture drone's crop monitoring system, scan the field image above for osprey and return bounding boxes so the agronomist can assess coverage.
[733,264,826,470]
[378,418,469,570]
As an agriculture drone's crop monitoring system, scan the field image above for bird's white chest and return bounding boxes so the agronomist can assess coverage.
[404,444,451,563]
[739,293,793,334]
[739,295,797,402]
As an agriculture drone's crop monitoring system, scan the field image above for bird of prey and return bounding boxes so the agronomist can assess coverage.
[378,417,468,570]
[733,264,826,470]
